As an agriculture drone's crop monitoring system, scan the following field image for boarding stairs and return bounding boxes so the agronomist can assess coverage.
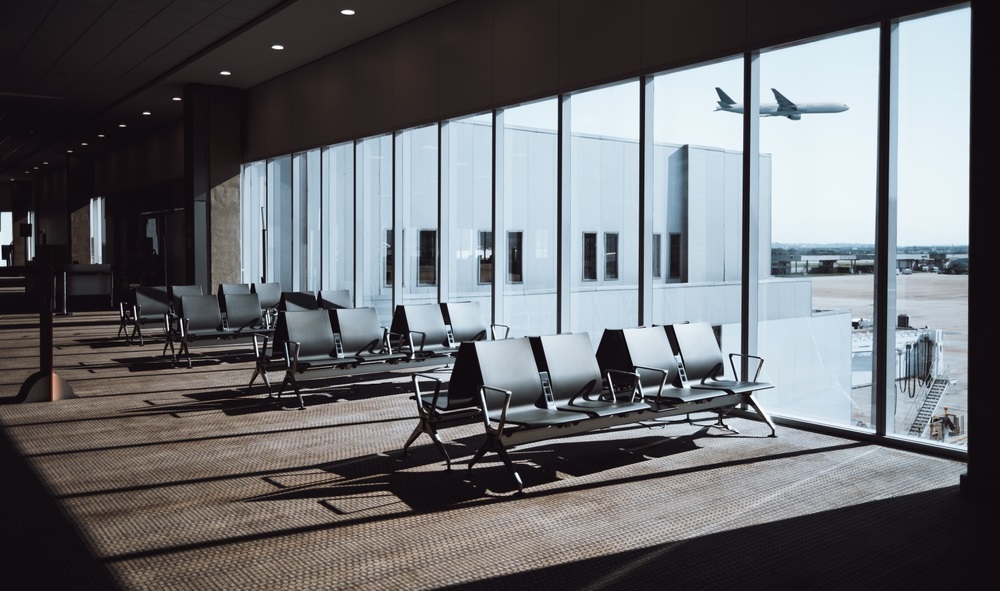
[906,377,950,437]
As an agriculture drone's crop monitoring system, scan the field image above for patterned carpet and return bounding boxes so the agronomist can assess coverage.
[0,311,981,590]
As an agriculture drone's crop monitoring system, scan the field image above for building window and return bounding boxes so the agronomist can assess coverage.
[478,230,493,284]
[508,231,523,284]
[669,233,681,279]
[605,233,619,280]
[652,233,662,279]
[384,229,394,286]
[583,232,597,281]
[418,229,437,286]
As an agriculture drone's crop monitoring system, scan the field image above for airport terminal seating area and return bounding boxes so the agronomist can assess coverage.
[43,284,780,493]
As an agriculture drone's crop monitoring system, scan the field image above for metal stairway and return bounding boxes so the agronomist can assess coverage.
[907,378,949,436]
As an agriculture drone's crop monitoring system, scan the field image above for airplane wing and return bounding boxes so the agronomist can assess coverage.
[771,88,796,110]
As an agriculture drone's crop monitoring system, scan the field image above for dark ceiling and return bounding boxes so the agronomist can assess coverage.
[0,0,457,184]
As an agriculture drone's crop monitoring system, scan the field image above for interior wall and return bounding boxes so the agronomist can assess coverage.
[243,0,964,162]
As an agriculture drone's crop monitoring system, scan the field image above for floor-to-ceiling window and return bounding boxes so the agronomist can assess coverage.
[757,28,880,429]
[267,155,293,289]
[396,124,439,304]
[292,148,321,291]
[240,160,267,285]
[357,135,393,321]
[890,7,969,446]
[321,142,355,295]
[89,196,106,264]
[566,80,640,344]
[443,113,492,320]
[500,99,559,338]
[649,59,744,330]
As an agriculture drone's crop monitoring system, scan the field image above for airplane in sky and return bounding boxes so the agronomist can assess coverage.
[714,87,849,120]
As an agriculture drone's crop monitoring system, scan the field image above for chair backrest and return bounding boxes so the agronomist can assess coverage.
[279,291,318,311]
[389,303,453,352]
[282,309,338,361]
[665,322,726,382]
[252,282,282,309]
[217,283,251,313]
[318,289,353,309]
[330,307,384,354]
[170,285,204,317]
[134,286,170,319]
[179,295,224,333]
[530,333,602,404]
[596,326,681,388]
[223,293,264,330]
[441,301,489,342]
[468,337,544,411]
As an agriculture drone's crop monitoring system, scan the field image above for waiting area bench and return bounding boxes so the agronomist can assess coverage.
[165,293,271,368]
[403,326,776,492]
[249,307,406,409]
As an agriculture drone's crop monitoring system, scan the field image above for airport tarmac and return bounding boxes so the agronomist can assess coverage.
[809,272,968,442]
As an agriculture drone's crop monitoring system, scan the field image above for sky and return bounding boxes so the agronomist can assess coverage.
[539,6,970,247]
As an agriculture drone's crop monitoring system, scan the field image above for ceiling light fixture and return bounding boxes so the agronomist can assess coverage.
[98,134,105,138]
[271,44,284,50]
[119,123,127,128]
[220,70,231,76]
[341,9,355,16]
[81,142,88,146]
[142,111,151,116]
[172,96,182,101]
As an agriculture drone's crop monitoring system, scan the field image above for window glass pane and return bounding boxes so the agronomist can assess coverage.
[478,231,493,284]
[444,113,492,313]
[507,231,523,284]
[652,233,661,279]
[357,135,392,321]
[582,232,597,281]
[650,58,742,328]
[758,28,879,428]
[396,124,438,303]
[568,80,639,343]
[240,160,266,284]
[892,7,969,446]
[0,211,12,267]
[267,155,292,289]
[418,229,437,286]
[321,142,354,292]
[292,148,321,291]
[604,232,618,280]
[501,98,558,337]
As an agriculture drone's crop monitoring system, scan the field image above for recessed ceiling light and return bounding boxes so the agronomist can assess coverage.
[42,161,49,165]
[341,9,355,16]
[119,123,127,128]
[271,44,284,50]
[142,111,151,116]
[66,150,73,154]
[98,134,105,138]
[172,96,182,101]
[33,166,39,170]
[220,70,231,76]
[81,142,88,146]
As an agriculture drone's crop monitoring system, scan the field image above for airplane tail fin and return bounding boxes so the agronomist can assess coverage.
[715,87,736,109]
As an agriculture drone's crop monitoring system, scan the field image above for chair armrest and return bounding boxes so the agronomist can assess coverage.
[491,323,510,340]
[633,364,670,403]
[385,330,404,353]
[408,330,427,353]
[479,385,512,433]
[411,372,446,411]
[728,353,765,381]
[605,368,641,402]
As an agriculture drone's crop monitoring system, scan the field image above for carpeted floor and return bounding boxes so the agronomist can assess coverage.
[0,311,982,590]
